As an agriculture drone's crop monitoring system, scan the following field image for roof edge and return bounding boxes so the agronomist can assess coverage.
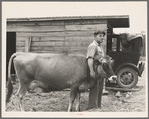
[7,15,129,22]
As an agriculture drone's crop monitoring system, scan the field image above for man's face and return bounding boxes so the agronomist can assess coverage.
[95,34,104,44]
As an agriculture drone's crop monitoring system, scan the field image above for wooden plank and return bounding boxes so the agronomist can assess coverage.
[65,19,106,25]
[25,39,28,52]
[17,31,65,37]
[62,46,88,54]
[17,36,65,42]
[16,42,25,47]
[30,46,64,51]
[8,19,107,32]
[64,41,90,47]
[28,37,32,52]
[31,36,65,42]
[17,46,72,53]
[65,50,87,55]
[31,41,64,47]
[16,49,25,52]
[65,19,93,25]
[71,50,87,54]
[65,24,107,31]
[16,38,91,52]
[8,21,65,26]
[16,36,28,42]
[31,51,66,54]
[7,25,65,32]
[66,42,92,47]
[65,30,95,36]
[64,40,92,48]
[65,36,94,42]
[51,21,65,26]
[25,37,32,52]
[15,25,106,36]
[16,47,25,52]
[30,47,67,54]
[93,19,107,24]
[69,46,88,50]
[105,87,143,92]
[30,46,88,54]
[63,46,87,50]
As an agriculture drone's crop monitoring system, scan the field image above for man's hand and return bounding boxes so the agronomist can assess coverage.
[90,71,96,78]
[88,58,96,78]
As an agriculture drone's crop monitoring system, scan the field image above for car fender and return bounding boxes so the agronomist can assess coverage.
[138,62,145,76]
[115,63,141,77]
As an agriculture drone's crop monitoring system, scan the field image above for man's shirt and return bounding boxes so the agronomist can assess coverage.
[86,40,104,59]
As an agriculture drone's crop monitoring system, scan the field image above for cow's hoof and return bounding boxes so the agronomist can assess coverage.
[76,108,80,112]
[68,109,72,112]
[31,108,36,111]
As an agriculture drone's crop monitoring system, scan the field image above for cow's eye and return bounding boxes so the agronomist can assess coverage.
[110,57,113,60]
[103,63,109,69]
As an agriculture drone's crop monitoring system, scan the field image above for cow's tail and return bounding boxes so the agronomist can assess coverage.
[6,52,22,103]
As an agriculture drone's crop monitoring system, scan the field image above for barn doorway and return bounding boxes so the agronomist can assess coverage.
[6,32,16,80]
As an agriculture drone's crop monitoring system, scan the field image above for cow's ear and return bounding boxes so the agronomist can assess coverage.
[94,59,102,65]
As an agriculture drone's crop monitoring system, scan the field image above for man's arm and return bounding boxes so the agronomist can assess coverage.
[88,58,94,72]
[87,45,97,78]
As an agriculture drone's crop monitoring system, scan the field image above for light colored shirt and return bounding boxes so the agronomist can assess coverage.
[86,40,104,59]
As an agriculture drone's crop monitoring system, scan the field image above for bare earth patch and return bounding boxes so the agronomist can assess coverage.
[6,69,146,112]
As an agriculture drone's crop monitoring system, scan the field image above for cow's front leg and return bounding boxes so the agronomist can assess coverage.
[16,79,31,111]
[68,88,77,112]
[75,90,80,111]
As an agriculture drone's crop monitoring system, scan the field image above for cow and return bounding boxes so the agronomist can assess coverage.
[6,52,116,112]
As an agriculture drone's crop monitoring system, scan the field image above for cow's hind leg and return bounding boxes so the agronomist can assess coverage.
[16,79,32,111]
[75,90,80,111]
[68,87,78,112]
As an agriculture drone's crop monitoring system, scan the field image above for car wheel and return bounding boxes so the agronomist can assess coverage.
[117,67,138,89]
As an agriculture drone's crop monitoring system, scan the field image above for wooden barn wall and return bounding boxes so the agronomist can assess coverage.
[7,19,107,55]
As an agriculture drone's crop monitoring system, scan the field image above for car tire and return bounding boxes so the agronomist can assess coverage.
[117,67,138,89]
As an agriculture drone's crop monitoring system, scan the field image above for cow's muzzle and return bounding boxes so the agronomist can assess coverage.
[108,75,117,81]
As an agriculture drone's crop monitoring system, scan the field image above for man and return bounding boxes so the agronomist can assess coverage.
[86,30,108,94]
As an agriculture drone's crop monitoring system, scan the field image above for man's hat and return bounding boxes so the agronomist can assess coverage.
[94,30,106,36]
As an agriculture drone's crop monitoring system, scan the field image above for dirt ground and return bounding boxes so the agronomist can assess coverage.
[6,65,147,112]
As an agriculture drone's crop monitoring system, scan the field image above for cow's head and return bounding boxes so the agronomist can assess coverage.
[94,56,116,79]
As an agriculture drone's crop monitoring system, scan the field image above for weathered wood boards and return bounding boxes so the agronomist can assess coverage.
[7,19,107,54]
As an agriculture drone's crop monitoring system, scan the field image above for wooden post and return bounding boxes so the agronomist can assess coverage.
[88,77,104,109]
[25,37,32,52]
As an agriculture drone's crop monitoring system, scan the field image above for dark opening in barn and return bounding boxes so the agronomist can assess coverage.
[6,32,16,80]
